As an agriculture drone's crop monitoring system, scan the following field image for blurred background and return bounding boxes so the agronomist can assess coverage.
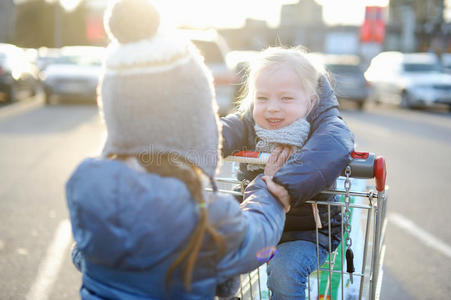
[0,0,450,299]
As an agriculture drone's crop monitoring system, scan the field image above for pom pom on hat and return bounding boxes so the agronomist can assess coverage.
[100,0,222,187]
[105,0,160,44]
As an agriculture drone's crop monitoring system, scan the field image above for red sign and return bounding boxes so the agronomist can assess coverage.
[360,6,385,44]
[86,15,105,42]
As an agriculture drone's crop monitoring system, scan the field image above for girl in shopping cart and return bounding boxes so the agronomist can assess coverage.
[220,47,355,299]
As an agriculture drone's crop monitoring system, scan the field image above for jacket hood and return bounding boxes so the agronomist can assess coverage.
[66,158,197,270]
[307,75,340,123]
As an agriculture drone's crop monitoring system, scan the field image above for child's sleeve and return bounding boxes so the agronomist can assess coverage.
[211,175,285,281]
[71,243,83,272]
[273,76,355,207]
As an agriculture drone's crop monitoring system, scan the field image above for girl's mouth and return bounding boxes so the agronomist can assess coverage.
[266,118,283,128]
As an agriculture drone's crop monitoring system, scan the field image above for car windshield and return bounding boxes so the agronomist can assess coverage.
[327,64,362,74]
[54,55,101,66]
[403,63,441,73]
[191,40,223,64]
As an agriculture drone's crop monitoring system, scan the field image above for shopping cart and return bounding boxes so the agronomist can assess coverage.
[214,151,387,300]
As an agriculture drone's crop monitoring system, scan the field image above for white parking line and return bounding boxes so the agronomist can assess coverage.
[389,212,451,259]
[26,219,72,300]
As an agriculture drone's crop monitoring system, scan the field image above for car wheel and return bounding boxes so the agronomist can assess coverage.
[371,92,381,105]
[44,91,52,105]
[400,91,412,109]
[6,84,17,103]
[30,83,38,97]
[356,101,365,110]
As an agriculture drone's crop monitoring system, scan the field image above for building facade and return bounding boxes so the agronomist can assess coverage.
[387,0,450,52]
[0,0,16,43]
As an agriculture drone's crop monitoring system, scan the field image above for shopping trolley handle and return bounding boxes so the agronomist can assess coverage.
[225,151,270,165]
[342,151,386,192]
[226,150,387,192]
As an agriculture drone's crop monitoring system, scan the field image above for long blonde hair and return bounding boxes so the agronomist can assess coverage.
[237,46,322,116]
[111,153,225,291]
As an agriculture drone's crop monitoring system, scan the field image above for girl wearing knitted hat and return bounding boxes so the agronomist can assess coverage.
[221,48,355,299]
[66,0,292,299]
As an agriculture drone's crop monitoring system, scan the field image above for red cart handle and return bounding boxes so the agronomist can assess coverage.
[374,156,387,192]
[348,151,387,191]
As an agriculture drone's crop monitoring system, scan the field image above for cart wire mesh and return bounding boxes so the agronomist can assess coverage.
[211,151,387,300]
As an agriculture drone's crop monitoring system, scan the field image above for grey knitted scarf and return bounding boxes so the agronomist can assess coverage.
[248,117,310,171]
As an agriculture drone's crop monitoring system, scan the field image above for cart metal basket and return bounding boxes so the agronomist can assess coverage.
[214,151,387,300]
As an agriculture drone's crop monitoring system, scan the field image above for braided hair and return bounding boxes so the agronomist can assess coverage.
[118,153,226,291]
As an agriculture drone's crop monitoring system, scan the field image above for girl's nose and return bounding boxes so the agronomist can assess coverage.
[267,99,280,112]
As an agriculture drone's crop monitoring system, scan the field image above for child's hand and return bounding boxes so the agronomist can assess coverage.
[262,176,291,213]
[264,145,293,177]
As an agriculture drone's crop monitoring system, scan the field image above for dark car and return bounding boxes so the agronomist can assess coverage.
[325,56,370,110]
[0,43,38,103]
[309,53,370,110]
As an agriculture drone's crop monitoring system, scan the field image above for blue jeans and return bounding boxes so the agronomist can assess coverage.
[267,240,328,300]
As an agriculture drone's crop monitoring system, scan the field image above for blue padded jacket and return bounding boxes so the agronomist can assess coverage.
[66,158,285,299]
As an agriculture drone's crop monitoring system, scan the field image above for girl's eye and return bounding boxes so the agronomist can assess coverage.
[256,96,267,102]
[282,96,294,101]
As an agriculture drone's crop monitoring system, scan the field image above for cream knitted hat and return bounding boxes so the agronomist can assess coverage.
[99,0,221,185]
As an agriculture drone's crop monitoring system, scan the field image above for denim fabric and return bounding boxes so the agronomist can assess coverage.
[267,240,328,300]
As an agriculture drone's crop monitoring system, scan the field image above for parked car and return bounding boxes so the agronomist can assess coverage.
[0,43,39,103]
[35,47,61,74]
[441,53,451,74]
[364,51,451,110]
[315,54,370,110]
[181,29,239,115]
[41,46,104,104]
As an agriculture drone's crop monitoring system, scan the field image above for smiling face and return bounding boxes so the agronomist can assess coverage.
[252,64,312,130]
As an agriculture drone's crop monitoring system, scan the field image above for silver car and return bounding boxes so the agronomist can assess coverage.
[0,43,38,103]
[364,51,451,110]
[41,46,104,104]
